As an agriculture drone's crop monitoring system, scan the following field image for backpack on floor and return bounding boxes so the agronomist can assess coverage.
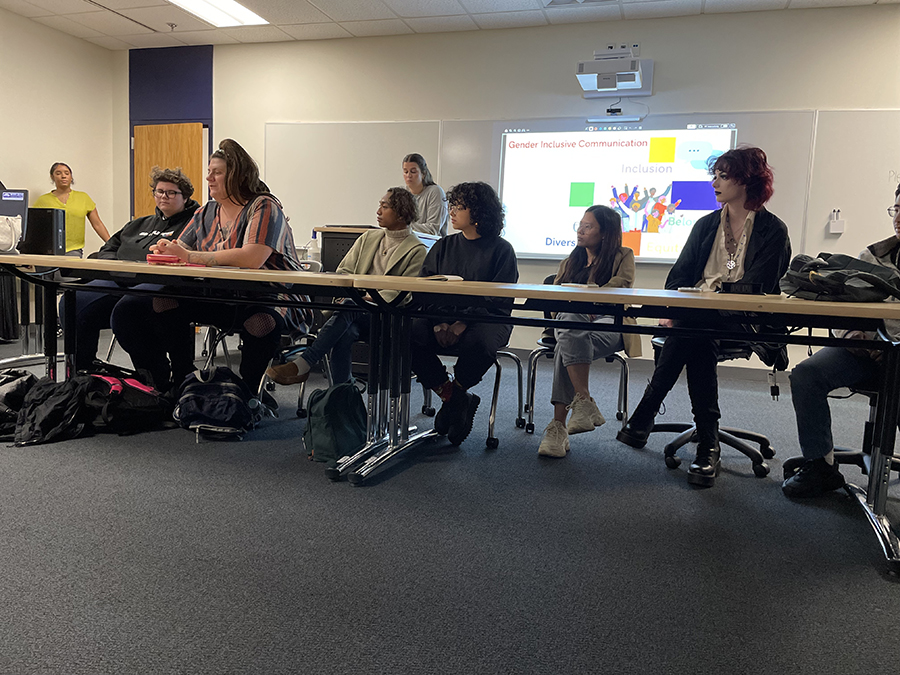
[303,382,367,467]
[15,375,95,446]
[780,253,900,302]
[82,369,173,436]
[173,366,259,441]
[0,368,37,440]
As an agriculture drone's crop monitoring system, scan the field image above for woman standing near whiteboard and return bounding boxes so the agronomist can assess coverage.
[402,153,448,236]
[33,162,110,256]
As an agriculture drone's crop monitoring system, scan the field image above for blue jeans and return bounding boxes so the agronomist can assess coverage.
[301,310,369,384]
[789,347,880,460]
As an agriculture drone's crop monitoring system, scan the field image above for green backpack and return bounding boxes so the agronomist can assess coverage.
[303,382,367,467]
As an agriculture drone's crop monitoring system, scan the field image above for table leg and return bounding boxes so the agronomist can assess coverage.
[42,282,57,380]
[63,288,76,379]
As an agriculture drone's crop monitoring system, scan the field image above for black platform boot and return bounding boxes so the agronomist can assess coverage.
[687,442,721,487]
[616,384,662,449]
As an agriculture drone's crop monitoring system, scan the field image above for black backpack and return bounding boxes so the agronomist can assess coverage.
[0,368,37,440]
[173,367,259,441]
[303,382,367,467]
[82,371,173,435]
[780,253,900,302]
[15,375,95,446]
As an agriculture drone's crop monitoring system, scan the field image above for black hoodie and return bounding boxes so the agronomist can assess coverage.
[89,199,200,261]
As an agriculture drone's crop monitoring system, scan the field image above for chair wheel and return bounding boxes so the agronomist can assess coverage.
[753,462,770,478]
[265,381,275,391]
[296,408,307,419]
[525,423,535,434]
[516,417,526,428]
[486,437,499,449]
[422,406,435,417]
[760,444,775,459]
[665,455,681,469]
[616,412,624,421]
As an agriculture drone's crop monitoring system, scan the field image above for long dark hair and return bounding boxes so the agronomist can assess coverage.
[557,205,622,287]
[210,139,277,206]
[402,153,436,187]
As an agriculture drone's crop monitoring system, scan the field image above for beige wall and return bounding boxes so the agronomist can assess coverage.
[0,7,118,254]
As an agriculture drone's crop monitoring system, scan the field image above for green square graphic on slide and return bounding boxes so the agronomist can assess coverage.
[569,182,595,207]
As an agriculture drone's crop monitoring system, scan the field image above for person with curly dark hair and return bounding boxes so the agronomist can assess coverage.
[60,167,200,371]
[409,181,519,445]
[266,187,426,385]
[616,146,791,488]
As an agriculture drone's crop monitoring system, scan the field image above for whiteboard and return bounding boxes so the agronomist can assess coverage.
[265,121,441,243]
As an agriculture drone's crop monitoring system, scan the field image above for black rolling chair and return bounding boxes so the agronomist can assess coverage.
[647,336,778,478]
[420,349,525,449]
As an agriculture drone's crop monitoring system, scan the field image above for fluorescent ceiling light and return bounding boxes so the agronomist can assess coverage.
[167,0,268,28]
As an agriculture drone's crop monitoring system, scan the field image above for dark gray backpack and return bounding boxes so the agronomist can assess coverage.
[780,253,900,302]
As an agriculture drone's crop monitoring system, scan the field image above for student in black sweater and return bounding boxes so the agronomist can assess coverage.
[411,182,519,445]
[616,147,791,487]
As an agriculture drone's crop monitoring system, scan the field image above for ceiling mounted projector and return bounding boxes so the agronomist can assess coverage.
[576,49,653,98]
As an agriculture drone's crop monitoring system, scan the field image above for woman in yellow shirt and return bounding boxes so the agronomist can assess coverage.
[32,162,110,256]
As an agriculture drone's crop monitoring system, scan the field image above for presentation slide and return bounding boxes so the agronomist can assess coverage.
[499,124,736,262]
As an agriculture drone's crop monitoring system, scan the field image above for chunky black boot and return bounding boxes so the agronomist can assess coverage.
[615,384,663,449]
[687,443,721,487]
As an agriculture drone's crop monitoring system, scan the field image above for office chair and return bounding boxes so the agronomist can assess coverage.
[647,336,777,478]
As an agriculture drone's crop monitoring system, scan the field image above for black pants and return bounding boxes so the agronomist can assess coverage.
[410,317,512,391]
[111,291,285,391]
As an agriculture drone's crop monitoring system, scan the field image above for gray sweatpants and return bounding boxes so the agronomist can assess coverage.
[551,312,624,406]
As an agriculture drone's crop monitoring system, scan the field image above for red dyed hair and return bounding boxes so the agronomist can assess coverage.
[711,146,774,211]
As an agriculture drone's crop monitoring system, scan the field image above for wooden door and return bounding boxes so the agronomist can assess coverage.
[133,123,205,219]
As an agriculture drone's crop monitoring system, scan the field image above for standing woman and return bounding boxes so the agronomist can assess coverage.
[615,146,791,488]
[33,162,110,256]
[111,139,306,392]
[538,205,641,458]
[402,153,448,237]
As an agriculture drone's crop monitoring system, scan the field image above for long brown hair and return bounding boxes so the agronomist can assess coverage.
[210,139,277,206]
[557,205,622,287]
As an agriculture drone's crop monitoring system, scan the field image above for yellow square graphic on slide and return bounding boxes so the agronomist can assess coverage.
[649,137,676,163]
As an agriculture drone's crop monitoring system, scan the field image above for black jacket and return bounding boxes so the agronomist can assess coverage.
[90,199,200,261]
[665,207,791,294]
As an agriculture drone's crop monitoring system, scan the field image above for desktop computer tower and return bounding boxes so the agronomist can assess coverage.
[20,207,65,255]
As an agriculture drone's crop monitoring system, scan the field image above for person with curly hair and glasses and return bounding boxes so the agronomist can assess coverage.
[409,181,519,446]
[616,146,791,488]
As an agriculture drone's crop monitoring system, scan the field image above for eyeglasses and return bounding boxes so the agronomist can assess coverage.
[888,206,900,217]
[153,189,181,199]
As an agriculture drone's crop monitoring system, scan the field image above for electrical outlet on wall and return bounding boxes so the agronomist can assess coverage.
[631,43,640,56]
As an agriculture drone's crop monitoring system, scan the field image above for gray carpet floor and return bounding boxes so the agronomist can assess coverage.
[1,333,899,675]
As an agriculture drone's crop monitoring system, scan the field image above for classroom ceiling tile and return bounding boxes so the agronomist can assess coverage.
[66,9,153,34]
[173,29,242,44]
[788,0,874,7]
[0,0,53,17]
[32,13,105,37]
[27,0,95,13]
[118,6,216,33]
[472,10,548,28]
[279,22,354,39]
[95,0,167,8]
[121,31,186,47]
[84,34,134,49]
[307,0,396,22]
[545,4,622,23]
[622,0,702,19]
[406,14,477,31]
[382,0,466,18]
[339,18,414,36]
[220,24,295,42]
[704,0,788,11]
[460,0,542,11]
[238,0,331,24]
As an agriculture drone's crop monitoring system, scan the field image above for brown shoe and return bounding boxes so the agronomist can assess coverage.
[265,360,310,386]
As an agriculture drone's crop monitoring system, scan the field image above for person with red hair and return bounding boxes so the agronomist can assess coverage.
[616,146,791,488]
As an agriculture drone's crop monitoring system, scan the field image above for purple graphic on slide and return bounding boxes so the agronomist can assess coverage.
[671,181,718,211]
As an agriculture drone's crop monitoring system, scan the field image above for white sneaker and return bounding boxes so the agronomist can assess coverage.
[566,392,605,434]
[538,420,570,457]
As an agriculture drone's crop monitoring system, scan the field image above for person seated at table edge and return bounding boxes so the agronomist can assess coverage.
[538,204,642,458]
[266,187,426,386]
[61,167,199,372]
[783,182,900,498]
[110,139,307,393]
[410,181,519,446]
[616,145,791,488]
